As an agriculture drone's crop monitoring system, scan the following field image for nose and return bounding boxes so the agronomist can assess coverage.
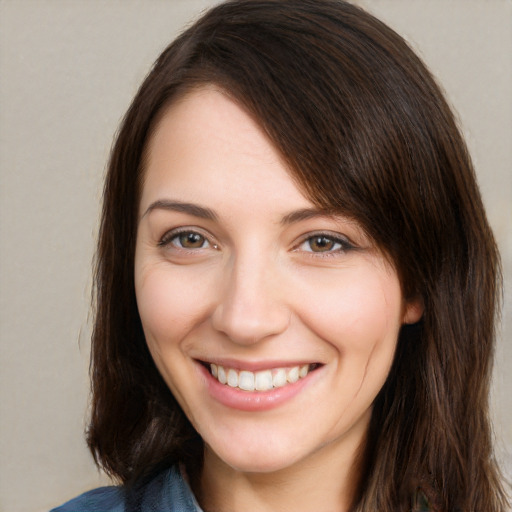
[211,254,290,345]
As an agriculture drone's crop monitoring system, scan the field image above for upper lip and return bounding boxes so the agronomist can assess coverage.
[196,358,322,372]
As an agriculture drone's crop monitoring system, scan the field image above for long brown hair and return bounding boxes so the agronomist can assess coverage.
[87,1,508,509]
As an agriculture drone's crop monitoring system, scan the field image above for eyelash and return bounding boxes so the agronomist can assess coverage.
[158,228,216,251]
[157,229,355,256]
[294,232,355,256]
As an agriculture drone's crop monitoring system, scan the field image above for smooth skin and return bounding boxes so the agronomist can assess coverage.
[134,87,423,512]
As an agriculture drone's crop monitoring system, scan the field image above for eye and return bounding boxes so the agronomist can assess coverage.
[175,232,208,249]
[158,229,214,250]
[297,233,353,254]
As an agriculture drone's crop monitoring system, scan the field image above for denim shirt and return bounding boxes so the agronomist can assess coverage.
[51,466,436,512]
[50,466,203,512]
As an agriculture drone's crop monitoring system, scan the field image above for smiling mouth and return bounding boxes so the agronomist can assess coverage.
[201,362,321,392]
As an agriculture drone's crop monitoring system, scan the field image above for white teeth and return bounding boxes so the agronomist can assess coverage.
[272,368,287,388]
[255,370,273,391]
[239,371,255,391]
[217,365,227,384]
[287,366,299,383]
[227,368,238,387]
[209,363,315,392]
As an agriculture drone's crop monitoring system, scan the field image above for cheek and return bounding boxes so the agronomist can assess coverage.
[135,263,216,348]
[294,267,404,428]
[294,266,404,359]
[134,263,217,412]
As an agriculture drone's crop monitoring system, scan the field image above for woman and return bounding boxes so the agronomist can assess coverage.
[52,0,509,510]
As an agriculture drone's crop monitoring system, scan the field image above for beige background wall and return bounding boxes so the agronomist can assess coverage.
[0,1,510,511]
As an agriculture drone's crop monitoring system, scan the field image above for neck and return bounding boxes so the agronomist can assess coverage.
[196,421,368,512]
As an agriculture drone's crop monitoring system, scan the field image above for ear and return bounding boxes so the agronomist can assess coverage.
[403,296,424,325]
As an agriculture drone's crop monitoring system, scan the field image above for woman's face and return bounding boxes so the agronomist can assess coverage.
[134,87,422,474]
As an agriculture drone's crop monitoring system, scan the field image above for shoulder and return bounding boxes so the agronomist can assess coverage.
[49,485,124,512]
[50,466,202,512]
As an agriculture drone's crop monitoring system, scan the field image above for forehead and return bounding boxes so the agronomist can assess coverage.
[146,86,277,164]
[140,87,311,215]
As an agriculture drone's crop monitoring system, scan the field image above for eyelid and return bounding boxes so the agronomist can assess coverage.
[158,226,218,249]
[157,227,355,255]
[294,231,356,254]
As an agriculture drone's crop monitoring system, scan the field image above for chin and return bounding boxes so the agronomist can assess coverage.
[206,435,310,475]
[230,457,296,474]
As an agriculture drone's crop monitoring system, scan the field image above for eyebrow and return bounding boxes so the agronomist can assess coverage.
[280,207,337,225]
[142,200,336,226]
[141,199,218,221]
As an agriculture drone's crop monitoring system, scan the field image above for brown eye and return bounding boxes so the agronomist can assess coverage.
[176,232,208,249]
[308,235,336,252]
[297,233,353,255]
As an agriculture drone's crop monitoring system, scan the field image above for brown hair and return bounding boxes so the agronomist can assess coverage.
[87,0,508,510]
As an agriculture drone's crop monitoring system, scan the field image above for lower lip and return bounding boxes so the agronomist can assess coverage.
[197,363,321,412]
